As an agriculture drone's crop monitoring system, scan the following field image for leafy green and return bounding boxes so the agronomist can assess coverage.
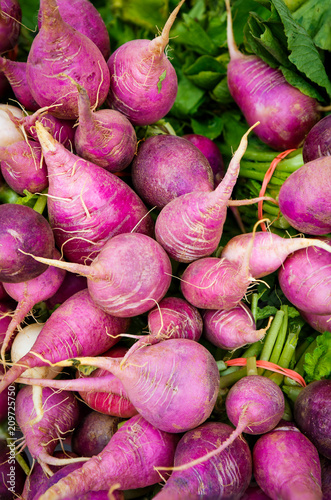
[304,332,331,382]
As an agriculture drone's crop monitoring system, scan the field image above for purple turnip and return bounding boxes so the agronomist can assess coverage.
[26,0,110,119]
[0,203,55,283]
[225,0,320,150]
[0,57,39,110]
[253,423,323,499]
[154,421,252,500]
[302,114,331,163]
[278,156,331,235]
[294,379,331,460]
[35,120,154,264]
[0,0,21,54]
[74,85,137,172]
[106,0,184,126]
[183,133,225,185]
[131,134,214,208]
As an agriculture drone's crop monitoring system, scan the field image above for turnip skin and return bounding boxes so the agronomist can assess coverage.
[183,133,225,186]
[38,0,111,60]
[0,438,26,500]
[0,0,22,54]
[15,338,220,435]
[0,138,49,195]
[0,299,15,354]
[225,375,285,436]
[106,1,184,127]
[35,121,154,265]
[225,0,320,151]
[0,57,39,111]
[299,310,331,333]
[294,380,331,460]
[302,114,331,163]
[278,245,331,316]
[154,421,252,500]
[26,0,110,120]
[107,37,178,126]
[278,157,331,235]
[74,86,137,172]
[1,249,66,360]
[16,385,83,469]
[0,203,55,283]
[203,302,268,350]
[35,414,178,500]
[0,288,130,393]
[253,424,323,500]
[154,123,259,263]
[180,256,251,311]
[221,231,331,279]
[71,411,121,458]
[131,134,214,209]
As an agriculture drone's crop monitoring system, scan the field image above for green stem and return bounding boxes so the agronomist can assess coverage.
[33,190,48,214]
[283,338,318,385]
[219,366,247,389]
[0,184,21,204]
[246,356,257,376]
[242,340,263,359]
[261,202,281,216]
[250,293,259,323]
[269,332,299,385]
[258,310,285,374]
[269,305,288,365]
[283,385,304,404]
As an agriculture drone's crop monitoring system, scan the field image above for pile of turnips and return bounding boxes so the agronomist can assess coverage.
[0,0,331,499]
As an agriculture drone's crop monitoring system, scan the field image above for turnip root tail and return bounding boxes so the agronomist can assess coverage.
[148,0,185,55]
[216,121,260,203]
[156,408,250,473]
[225,0,242,60]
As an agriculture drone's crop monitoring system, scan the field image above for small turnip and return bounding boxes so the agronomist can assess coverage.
[106,0,184,126]
[0,57,39,111]
[0,0,21,53]
[302,114,331,163]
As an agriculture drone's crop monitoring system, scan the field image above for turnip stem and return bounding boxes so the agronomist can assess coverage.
[219,366,247,389]
[258,310,285,373]
[148,0,185,55]
[269,305,288,365]
[250,293,259,323]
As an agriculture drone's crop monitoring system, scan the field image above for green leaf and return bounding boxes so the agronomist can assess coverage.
[108,0,169,32]
[190,114,224,140]
[304,331,331,382]
[270,0,331,99]
[157,70,167,93]
[292,0,331,51]
[171,13,219,56]
[170,70,206,118]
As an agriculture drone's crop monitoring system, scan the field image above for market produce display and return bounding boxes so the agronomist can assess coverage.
[0,0,330,499]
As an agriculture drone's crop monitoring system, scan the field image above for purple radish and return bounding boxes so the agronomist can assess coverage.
[131,134,214,209]
[74,85,137,172]
[119,295,203,364]
[203,302,270,350]
[26,0,110,120]
[159,374,284,473]
[1,249,66,360]
[220,230,331,278]
[278,156,331,235]
[23,232,173,318]
[13,338,220,434]
[154,123,266,263]
[225,0,320,150]
[33,414,178,500]
[0,0,21,53]
[45,273,87,310]
[294,379,331,460]
[38,0,111,60]
[71,411,121,457]
[0,57,39,110]
[8,107,76,149]
[35,120,154,265]
[0,438,26,500]
[154,421,252,500]
[106,0,184,126]
[0,138,48,194]
[302,114,331,163]
[253,423,323,500]
[0,203,55,283]
[299,310,331,333]
[0,288,130,393]
[77,344,138,418]
[182,133,225,186]
[16,386,85,471]
[321,456,331,500]
[278,243,331,315]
